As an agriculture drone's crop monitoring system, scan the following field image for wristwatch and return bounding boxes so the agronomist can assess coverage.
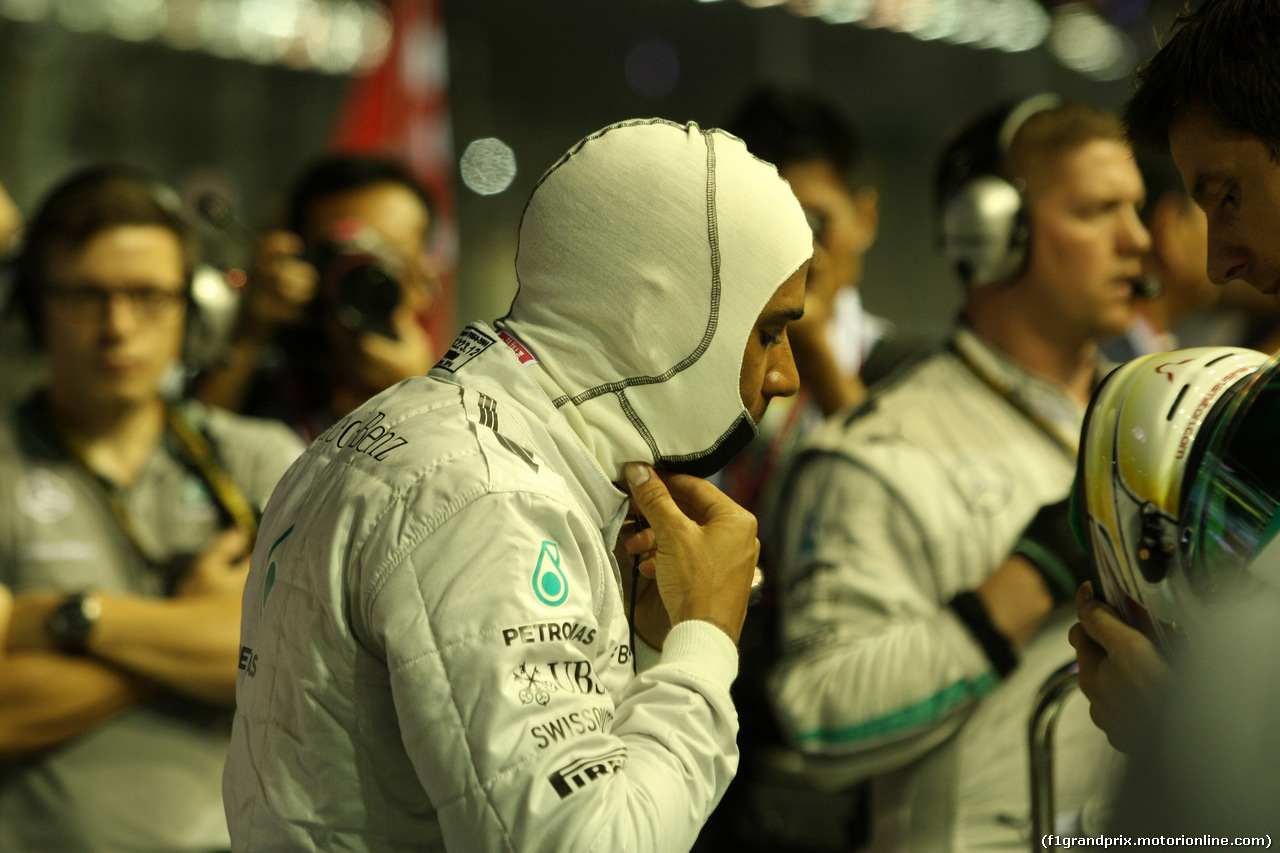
[47,592,101,655]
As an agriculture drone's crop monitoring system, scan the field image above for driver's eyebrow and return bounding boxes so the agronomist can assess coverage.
[763,307,805,325]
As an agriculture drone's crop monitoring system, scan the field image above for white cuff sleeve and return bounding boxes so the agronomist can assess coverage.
[655,619,739,692]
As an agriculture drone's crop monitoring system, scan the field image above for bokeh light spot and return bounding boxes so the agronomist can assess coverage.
[461,138,518,196]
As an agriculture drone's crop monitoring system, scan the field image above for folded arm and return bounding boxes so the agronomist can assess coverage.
[0,652,150,758]
[5,529,251,709]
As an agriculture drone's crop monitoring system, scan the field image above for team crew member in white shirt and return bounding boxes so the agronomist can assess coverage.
[768,98,1148,851]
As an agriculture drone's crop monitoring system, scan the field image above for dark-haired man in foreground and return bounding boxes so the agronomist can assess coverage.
[1071,0,1280,833]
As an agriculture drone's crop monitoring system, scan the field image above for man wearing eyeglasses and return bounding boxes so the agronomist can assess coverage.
[0,167,302,853]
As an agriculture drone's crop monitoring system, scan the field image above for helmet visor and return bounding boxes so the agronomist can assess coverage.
[1183,351,1280,598]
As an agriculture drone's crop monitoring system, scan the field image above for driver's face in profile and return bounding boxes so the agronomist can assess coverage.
[739,262,807,424]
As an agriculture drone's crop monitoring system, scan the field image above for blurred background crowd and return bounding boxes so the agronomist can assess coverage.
[6,0,1275,366]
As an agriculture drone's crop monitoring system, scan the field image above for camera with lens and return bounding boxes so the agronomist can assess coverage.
[309,220,405,340]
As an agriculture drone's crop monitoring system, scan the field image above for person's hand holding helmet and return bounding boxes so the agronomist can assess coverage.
[1071,346,1280,753]
[1069,582,1171,754]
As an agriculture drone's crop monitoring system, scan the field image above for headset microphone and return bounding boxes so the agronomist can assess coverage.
[1133,275,1164,300]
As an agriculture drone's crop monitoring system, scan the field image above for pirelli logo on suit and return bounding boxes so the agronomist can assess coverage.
[547,748,627,799]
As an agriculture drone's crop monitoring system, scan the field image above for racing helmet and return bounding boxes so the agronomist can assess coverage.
[1080,346,1280,656]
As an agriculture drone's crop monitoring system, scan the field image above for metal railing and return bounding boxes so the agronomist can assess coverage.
[1028,661,1080,853]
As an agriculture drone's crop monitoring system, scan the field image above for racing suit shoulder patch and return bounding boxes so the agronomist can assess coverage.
[471,391,541,474]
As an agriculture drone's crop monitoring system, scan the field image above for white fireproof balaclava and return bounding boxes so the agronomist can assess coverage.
[496,119,812,481]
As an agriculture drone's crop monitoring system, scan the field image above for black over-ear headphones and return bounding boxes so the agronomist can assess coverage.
[935,93,1062,289]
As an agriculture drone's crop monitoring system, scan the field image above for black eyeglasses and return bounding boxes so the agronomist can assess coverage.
[45,286,187,321]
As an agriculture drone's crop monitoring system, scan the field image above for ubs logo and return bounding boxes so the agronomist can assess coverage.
[511,659,607,705]
[512,662,558,706]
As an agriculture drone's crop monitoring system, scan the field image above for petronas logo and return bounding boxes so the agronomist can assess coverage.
[533,541,568,607]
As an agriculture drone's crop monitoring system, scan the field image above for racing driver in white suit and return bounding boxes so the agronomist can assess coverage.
[222,119,813,852]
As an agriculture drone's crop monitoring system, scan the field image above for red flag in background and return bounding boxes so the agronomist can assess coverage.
[331,0,458,353]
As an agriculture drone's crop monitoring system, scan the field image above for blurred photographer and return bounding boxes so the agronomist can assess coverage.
[197,154,440,439]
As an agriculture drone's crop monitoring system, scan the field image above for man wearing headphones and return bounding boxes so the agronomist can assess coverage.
[0,168,302,852]
[767,99,1148,850]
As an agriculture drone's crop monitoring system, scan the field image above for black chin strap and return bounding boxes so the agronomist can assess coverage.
[628,515,648,676]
